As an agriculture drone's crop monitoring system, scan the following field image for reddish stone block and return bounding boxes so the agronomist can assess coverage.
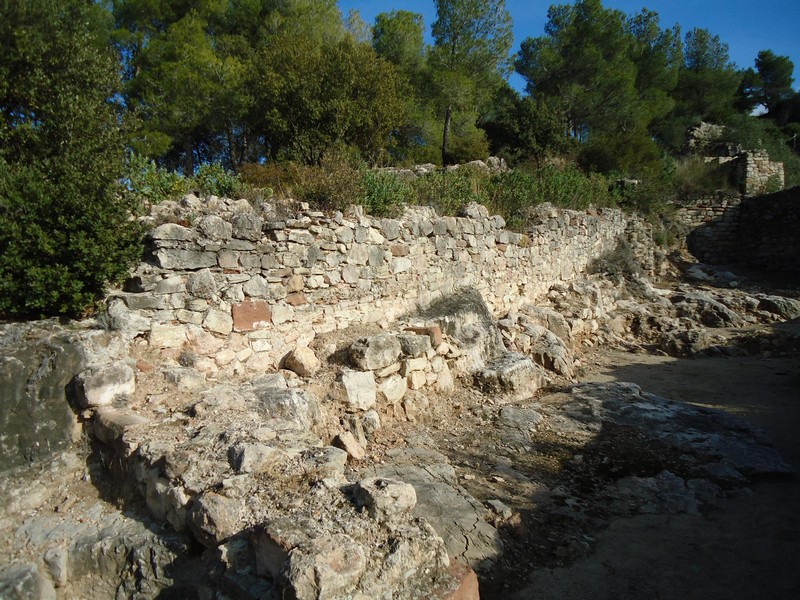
[439,562,480,600]
[285,292,307,306]
[232,299,272,332]
[404,325,443,347]
[391,244,410,257]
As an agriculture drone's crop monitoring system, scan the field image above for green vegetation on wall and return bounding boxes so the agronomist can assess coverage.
[3,0,800,318]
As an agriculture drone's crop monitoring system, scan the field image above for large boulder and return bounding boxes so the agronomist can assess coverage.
[349,335,402,371]
[0,324,87,470]
[758,295,800,320]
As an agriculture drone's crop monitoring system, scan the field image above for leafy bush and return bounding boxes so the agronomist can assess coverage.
[0,0,143,318]
[672,156,735,197]
[410,169,490,215]
[362,172,413,216]
[293,152,365,211]
[239,162,298,198]
[486,164,617,229]
[123,153,190,203]
[193,162,244,198]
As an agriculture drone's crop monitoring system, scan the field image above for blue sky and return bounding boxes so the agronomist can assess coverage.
[338,0,800,92]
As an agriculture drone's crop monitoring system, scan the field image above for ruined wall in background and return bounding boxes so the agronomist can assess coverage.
[738,187,800,273]
[110,197,628,377]
[674,186,800,271]
[676,192,743,264]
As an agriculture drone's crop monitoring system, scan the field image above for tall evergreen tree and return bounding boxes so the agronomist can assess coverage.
[430,0,513,164]
[0,0,141,317]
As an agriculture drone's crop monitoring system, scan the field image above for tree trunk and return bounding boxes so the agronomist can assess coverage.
[184,140,194,175]
[441,104,453,166]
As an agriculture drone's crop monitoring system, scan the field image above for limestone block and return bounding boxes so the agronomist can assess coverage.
[285,292,307,306]
[378,374,407,403]
[333,431,366,461]
[272,305,294,325]
[407,370,427,390]
[342,265,360,284]
[404,325,443,347]
[199,215,232,240]
[334,225,354,244]
[215,349,237,366]
[435,362,455,393]
[288,229,314,244]
[284,347,321,377]
[204,308,234,335]
[349,335,402,370]
[286,274,304,292]
[154,249,217,270]
[92,407,149,445]
[231,299,272,331]
[285,534,367,600]
[362,410,381,438]
[187,491,241,547]
[253,387,321,430]
[0,562,56,600]
[187,268,217,299]
[228,443,285,474]
[401,357,428,375]
[74,362,135,408]
[231,212,263,241]
[391,257,412,273]
[150,323,188,348]
[347,244,369,265]
[397,333,432,358]
[353,477,417,523]
[149,223,195,241]
[243,275,269,298]
[153,275,185,295]
[474,353,543,401]
[380,219,401,240]
[334,371,377,411]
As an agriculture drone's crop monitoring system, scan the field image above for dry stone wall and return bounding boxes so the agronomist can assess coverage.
[111,198,628,376]
[675,186,799,270]
[676,192,743,264]
[738,187,800,272]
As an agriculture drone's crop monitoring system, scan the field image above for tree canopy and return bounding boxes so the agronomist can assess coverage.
[0,0,141,317]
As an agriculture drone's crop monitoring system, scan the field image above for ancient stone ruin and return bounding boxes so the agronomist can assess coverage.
[2,186,799,599]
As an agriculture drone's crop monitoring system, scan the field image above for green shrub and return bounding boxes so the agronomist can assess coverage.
[0,162,143,317]
[293,152,365,211]
[123,153,190,203]
[0,0,143,318]
[362,171,413,216]
[672,156,735,197]
[486,164,617,229]
[411,169,490,215]
[192,162,244,198]
[239,162,298,198]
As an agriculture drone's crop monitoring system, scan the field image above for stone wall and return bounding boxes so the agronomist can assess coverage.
[742,150,785,196]
[738,187,800,273]
[675,187,800,271]
[676,192,743,264]
[111,198,628,377]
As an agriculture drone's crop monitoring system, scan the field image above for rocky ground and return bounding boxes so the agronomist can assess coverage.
[1,255,799,599]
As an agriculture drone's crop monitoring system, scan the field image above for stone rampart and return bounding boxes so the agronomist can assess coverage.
[676,192,743,264]
[675,186,800,271]
[111,199,628,377]
[738,187,800,273]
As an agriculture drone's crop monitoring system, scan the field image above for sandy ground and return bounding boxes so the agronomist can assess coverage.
[510,323,800,600]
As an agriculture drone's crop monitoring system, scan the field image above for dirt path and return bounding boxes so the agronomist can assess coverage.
[510,337,800,599]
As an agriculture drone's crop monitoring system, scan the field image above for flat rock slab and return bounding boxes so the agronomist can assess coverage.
[541,382,793,480]
[363,446,503,569]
